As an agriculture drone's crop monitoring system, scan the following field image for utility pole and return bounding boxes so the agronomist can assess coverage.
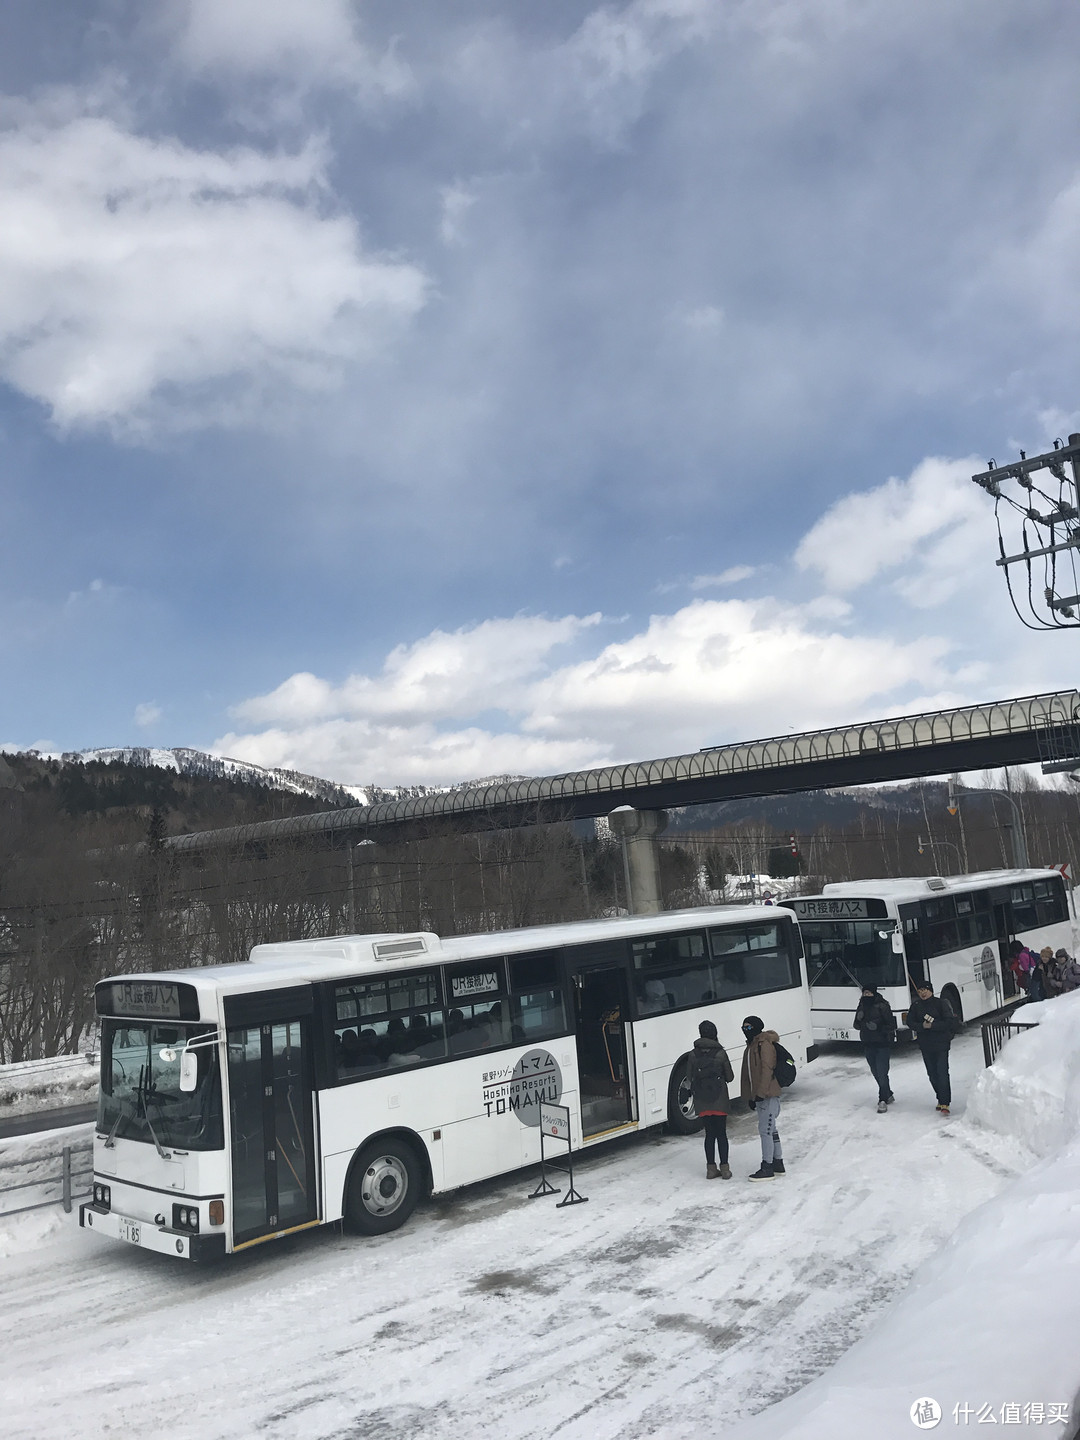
[971,432,1080,628]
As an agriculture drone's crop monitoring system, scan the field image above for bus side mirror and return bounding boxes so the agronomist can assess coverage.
[179,1052,198,1092]
[891,932,904,954]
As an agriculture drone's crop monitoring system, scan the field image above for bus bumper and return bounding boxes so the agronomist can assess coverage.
[80,1203,226,1262]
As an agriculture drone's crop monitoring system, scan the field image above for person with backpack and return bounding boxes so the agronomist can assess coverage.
[1008,940,1035,995]
[688,1019,735,1179]
[906,981,959,1114]
[853,983,897,1113]
[739,1015,787,1181]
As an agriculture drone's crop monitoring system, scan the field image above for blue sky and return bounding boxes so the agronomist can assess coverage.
[2,0,1080,785]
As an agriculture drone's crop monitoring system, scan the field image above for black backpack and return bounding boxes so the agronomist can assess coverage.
[773,1040,797,1088]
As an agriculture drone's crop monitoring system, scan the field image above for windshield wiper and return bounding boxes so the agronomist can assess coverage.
[136,1062,170,1160]
[103,1097,132,1149]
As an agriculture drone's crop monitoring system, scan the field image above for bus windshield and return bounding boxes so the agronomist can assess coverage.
[100,1020,224,1151]
[801,920,907,991]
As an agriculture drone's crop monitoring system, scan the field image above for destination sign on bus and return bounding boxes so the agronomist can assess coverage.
[450,970,501,999]
[790,899,874,919]
[97,980,200,1020]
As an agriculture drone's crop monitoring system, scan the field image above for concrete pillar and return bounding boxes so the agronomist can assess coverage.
[608,807,668,915]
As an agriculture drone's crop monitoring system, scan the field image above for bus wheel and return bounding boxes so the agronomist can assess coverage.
[940,985,963,1026]
[346,1139,421,1235]
[666,1057,702,1135]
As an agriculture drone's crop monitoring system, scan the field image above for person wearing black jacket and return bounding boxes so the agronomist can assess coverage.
[688,1019,735,1179]
[906,981,959,1114]
[854,984,897,1113]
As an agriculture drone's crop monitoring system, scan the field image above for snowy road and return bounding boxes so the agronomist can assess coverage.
[0,1031,1022,1440]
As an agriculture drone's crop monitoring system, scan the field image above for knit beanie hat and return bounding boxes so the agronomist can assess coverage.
[698,1019,718,1040]
[741,1015,764,1037]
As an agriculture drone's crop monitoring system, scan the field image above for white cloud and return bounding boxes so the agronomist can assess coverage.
[173,0,412,98]
[215,596,957,786]
[690,566,754,589]
[134,703,162,728]
[0,113,428,430]
[229,614,604,728]
[213,448,1057,789]
[439,184,477,245]
[794,455,993,605]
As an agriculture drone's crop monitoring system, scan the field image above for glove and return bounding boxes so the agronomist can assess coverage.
[747,1097,756,1110]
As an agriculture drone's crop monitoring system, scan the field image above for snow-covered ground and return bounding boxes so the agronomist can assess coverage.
[0,1052,98,1118]
[0,1028,1049,1440]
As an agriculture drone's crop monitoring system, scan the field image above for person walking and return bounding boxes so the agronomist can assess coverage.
[906,981,959,1114]
[739,1015,785,1180]
[854,983,897,1112]
[688,1019,734,1179]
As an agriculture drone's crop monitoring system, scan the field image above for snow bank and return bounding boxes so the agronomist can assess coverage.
[0,1054,98,1117]
[966,989,1080,1158]
[722,999,1080,1439]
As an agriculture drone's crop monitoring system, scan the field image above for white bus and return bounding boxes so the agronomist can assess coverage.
[789,868,1075,1044]
[80,905,813,1260]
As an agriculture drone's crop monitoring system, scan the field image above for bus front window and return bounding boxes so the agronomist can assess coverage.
[100,1020,224,1151]
[803,921,907,991]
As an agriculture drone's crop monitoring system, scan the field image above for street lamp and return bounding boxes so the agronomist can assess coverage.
[947,777,1029,869]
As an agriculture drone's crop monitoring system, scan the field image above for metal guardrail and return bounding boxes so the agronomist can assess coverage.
[981,1017,1038,1067]
[0,1142,93,1218]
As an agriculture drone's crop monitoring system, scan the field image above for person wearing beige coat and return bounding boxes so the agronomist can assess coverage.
[739,1015,784,1180]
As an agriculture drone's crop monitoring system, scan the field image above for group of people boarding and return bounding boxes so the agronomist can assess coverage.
[1007,941,1080,1002]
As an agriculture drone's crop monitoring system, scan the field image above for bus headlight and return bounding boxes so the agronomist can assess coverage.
[93,1183,111,1209]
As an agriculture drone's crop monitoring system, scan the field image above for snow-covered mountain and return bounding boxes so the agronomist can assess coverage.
[29,746,531,811]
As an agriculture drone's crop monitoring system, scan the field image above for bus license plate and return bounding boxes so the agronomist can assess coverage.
[118,1218,142,1246]
[828,1028,853,1042]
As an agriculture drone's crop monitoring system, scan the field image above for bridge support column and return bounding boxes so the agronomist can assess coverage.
[608,807,668,915]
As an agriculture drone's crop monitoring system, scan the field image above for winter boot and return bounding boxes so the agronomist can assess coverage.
[885,1092,895,1104]
[877,1100,888,1113]
[718,1163,732,1179]
[936,1103,950,1115]
[706,1163,720,1179]
[749,1162,775,1181]
[771,1158,785,1175]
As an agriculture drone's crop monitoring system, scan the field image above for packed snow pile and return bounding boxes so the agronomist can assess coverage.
[966,989,1080,1158]
[0,1054,98,1117]
[722,996,1080,1440]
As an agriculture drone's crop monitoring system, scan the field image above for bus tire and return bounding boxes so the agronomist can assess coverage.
[666,1056,702,1135]
[345,1138,422,1236]
[940,985,963,1027]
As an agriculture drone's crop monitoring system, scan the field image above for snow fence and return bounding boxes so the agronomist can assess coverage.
[722,991,1080,1440]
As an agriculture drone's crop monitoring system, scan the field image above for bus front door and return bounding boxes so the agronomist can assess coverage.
[570,965,635,1138]
[226,1018,318,1247]
[995,904,1018,999]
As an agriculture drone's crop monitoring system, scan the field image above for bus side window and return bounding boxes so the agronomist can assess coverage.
[508,952,569,1042]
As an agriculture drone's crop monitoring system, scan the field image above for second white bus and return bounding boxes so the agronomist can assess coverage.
[81,904,814,1260]
[790,867,1075,1043]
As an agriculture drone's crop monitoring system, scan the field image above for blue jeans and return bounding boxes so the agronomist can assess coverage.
[865,1044,892,1101]
[756,1097,783,1163]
